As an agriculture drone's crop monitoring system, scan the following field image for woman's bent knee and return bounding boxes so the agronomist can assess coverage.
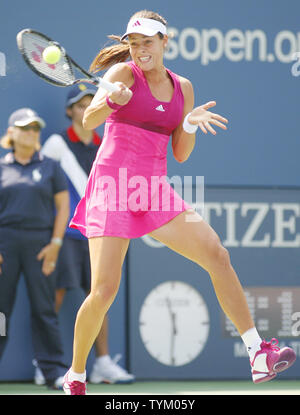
[199,239,232,273]
[214,244,231,270]
[89,282,119,311]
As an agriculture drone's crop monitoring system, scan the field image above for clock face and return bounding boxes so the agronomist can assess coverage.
[139,281,210,366]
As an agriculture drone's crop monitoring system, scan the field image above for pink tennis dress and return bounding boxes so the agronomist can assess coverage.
[70,61,192,238]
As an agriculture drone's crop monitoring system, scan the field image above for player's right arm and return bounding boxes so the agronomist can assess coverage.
[83,63,133,130]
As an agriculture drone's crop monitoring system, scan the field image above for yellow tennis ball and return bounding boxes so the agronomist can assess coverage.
[42,45,61,64]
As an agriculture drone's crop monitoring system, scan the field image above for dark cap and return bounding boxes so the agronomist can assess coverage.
[66,84,96,107]
[8,108,46,128]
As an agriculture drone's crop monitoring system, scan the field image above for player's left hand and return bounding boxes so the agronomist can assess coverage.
[188,101,228,135]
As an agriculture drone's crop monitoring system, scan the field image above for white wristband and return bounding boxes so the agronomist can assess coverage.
[51,237,63,247]
[183,112,198,134]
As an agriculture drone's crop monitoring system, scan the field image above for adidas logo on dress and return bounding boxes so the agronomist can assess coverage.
[155,105,165,112]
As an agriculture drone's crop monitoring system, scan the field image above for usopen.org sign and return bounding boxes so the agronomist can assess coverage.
[165,27,300,65]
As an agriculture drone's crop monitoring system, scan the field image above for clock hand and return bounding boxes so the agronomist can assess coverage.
[166,297,177,334]
[166,297,177,365]
[172,311,177,335]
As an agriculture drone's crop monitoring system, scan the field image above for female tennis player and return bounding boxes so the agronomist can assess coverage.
[63,10,296,394]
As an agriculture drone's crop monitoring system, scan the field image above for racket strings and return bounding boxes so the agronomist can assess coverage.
[21,33,75,86]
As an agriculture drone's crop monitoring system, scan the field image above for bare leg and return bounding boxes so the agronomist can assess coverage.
[83,286,109,357]
[56,288,110,351]
[71,236,130,373]
[94,314,109,357]
[149,210,254,335]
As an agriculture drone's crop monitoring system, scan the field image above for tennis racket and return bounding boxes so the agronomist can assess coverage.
[16,28,119,92]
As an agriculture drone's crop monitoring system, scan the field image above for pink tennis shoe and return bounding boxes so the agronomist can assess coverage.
[63,370,87,395]
[251,338,296,384]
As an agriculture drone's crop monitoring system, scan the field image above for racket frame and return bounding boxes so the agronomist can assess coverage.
[16,28,118,92]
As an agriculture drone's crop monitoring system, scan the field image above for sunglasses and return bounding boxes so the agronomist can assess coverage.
[17,124,41,132]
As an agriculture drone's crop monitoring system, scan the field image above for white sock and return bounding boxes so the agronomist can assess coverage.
[241,327,262,361]
[68,368,86,383]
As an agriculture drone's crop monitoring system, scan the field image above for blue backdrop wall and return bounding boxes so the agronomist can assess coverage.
[1,0,300,186]
[0,0,300,382]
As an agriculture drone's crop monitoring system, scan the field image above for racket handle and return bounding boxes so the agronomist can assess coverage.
[98,77,120,92]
